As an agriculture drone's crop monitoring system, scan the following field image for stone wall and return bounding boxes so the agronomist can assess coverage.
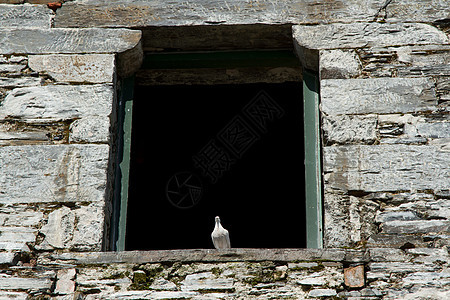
[0,0,449,299]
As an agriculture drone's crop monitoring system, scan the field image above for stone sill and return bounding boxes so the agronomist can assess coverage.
[47,248,367,266]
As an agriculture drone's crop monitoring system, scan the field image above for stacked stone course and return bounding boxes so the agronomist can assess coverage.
[0,0,449,299]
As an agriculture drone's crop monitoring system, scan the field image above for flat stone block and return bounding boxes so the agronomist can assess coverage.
[0,210,44,227]
[375,211,420,223]
[308,289,337,298]
[344,265,365,288]
[320,49,361,79]
[39,203,105,251]
[0,28,141,55]
[0,4,52,28]
[415,121,450,139]
[324,145,450,192]
[181,272,234,292]
[0,84,113,122]
[321,77,437,115]
[49,248,366,265]
[382,220,450,234]
[28,54,115,83]
[369,262,440,273]
[0,292,27,300]
[105,291,199,300]
[323,114,377,145]
[369,248,410,262]
[69,116,110,143]
[294,23,449,50]
[0,241,30,252]
[54,1,449,27]
[0,277,52,290]
[0,252,15,265]
[0,77,43,88]
[0,144,109,203]
[0,226,36,243]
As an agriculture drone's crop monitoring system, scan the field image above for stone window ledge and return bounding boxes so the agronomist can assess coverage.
[44,249,366,266]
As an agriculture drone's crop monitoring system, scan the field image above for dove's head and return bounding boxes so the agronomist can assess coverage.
[215,216,220,223]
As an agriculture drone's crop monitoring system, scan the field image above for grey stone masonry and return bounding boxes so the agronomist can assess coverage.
[0,4,52,28]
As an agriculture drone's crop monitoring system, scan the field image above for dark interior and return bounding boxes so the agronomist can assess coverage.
[126,82,306,250]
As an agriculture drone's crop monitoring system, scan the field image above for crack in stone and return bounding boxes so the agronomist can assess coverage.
[374,0,394,20]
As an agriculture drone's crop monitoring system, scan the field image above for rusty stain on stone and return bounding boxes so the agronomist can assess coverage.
[344,264,365,288]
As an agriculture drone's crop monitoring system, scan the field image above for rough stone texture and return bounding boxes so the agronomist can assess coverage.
[69,116,111,143]
[324,144,450,192]
[28,54,115,83]
[320,49,361,79]
[294,23,449,50]
[324,192,379,248]
[0,77,43,88]
[0,144,110,203]
[54,0,450,28]
[357,45,450,78]
[0,28,141,55]
[321,77,437,115]
[0,277,52,291]
[0,252,15,265]
[0,4,52,28]
[48,248,366,265]
[0,28,142,77]
[0,84,113,121]
[323,114,378,145]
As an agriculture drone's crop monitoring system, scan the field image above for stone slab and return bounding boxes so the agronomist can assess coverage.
[0,277,52,290]
[181,272,234,292]
[0,292,27,300]
[0,4,52,28]
[69,116,110,143]
[0,144,110,203]
[48,248,366,265]
[0,227,37,243]
[322,114,377,145]
[0,252,15,265]
[28,54,115,83]
[357,45,450,78]
[382,220,450,234]
[0,28,141,55]
[0,208,44,227]
[293,23,448,50]
[321,77,437,115]
[308,289,337,298]
[324,145,450,192]
[0,84,113,121]
[319,49,361,79]
[0,77,43,88]
[53,0,449,27]
[105,291,199,300]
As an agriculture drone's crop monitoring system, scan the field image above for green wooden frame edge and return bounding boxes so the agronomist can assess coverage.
[303,71,324,249]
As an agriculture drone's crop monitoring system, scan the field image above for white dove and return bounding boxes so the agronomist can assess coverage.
[211,216,231,249]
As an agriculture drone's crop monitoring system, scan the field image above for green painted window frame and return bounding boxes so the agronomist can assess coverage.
[112,52,323,251]
[303,71,323,249]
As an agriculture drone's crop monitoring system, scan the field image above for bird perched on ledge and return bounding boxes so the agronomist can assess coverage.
[211,216,231,249]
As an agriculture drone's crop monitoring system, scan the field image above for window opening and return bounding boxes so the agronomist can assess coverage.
[113,49,322,250]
